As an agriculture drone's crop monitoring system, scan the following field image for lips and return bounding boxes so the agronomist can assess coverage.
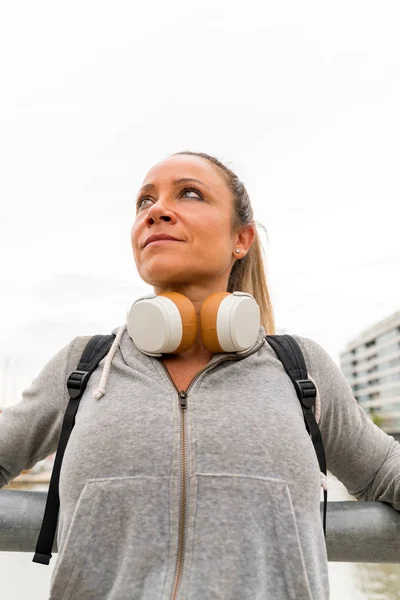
[144,234,181,247]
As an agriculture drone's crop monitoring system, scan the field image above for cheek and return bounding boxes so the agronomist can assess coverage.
[130,223,138,246]
[207,221,232,246]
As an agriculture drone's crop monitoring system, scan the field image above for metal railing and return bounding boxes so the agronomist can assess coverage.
[0,490,399,563]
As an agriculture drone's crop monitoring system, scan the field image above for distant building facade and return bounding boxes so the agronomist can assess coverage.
[339,311,400,435]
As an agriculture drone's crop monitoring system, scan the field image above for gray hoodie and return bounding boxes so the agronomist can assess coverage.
[1,324,399,600]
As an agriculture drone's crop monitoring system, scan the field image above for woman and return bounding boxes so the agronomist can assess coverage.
[1,151,399,599]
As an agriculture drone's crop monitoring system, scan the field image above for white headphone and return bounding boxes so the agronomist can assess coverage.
[126,290,261,357]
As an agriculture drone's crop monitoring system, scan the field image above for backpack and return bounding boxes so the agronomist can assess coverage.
[32,334,327,565]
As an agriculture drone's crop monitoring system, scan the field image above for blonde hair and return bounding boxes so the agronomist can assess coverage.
[172,151,276,335]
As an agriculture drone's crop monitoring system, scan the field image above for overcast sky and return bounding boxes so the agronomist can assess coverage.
[1,1,399,406]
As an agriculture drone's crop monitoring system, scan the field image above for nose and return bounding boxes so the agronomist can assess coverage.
[145,196,176,225]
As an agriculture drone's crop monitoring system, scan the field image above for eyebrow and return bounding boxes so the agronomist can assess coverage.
[138,177,211,194]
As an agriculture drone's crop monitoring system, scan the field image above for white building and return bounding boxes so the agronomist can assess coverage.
[339,311,400,434]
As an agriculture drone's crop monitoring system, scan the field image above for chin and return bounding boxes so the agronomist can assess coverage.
[140,270,183,286]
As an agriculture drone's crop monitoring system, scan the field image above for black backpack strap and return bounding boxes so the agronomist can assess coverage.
[33,334,116,565]
[266,334,328,538]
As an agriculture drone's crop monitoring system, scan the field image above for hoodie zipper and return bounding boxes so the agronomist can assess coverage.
[162,337,266,600]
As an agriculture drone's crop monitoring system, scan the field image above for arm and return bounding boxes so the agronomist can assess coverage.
[0,336,89,488]
[293,334,400,511]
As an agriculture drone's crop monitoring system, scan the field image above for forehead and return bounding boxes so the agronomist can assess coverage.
[140,155,228,193]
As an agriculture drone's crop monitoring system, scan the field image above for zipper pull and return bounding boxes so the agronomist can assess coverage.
[179,390,187,409]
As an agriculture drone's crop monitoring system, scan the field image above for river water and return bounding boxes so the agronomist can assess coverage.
[0,474,399,599]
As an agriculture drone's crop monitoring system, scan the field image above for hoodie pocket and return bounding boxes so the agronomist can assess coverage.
[187,474,312,600]
[49,476,171,600]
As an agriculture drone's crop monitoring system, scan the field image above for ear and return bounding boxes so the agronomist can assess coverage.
[234,224,255,256]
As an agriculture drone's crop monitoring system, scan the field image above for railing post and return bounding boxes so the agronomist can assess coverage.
[0,490,58,553]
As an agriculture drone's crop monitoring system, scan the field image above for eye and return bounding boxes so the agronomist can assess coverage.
[181,187,203,200]
[136,196,151,210]
[136,187,203,210]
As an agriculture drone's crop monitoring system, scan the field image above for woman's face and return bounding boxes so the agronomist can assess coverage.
[130,154,239,290]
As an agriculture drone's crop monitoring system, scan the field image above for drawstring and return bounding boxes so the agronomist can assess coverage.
[92,323,127,400]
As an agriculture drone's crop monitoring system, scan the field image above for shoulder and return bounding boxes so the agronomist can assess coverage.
[265,333,333,372]
[288,334,337,374]
[288,334,355,425]
[42,335,98,383]
[285,334,350,398]
[67,335,94,364]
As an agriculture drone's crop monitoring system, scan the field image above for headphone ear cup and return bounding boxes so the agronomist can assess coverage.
[200,292,260,353]
[158,292,198,353]
[127,292,197,355]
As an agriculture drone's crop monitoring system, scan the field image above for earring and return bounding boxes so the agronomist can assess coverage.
[235,248,240,254]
